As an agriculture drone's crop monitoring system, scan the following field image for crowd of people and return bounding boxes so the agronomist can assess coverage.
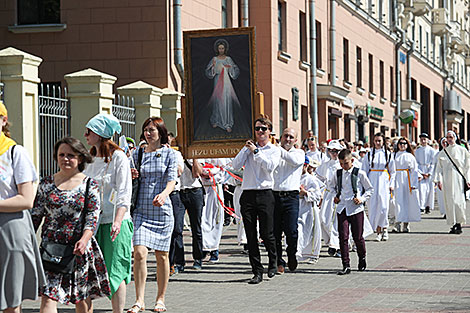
[1,100,470,312]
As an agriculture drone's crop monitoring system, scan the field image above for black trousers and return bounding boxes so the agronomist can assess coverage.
[169,191,185,266]
[240,189,277,276]
[179,187,205,262]
[273,191,300,266]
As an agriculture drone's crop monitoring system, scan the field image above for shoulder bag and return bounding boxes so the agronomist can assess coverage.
[130,147,143,216]
[40,178,91,275]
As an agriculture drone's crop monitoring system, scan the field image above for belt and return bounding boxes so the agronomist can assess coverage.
[396,168,412,194]
[180,187,202,193]
[273,190,299,197]
[370,169,391,180]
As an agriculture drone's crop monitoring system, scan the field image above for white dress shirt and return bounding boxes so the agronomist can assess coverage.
[273,147,305,191]
[174,150,185,191]
[232,142,281,190]
[326,167,374,216]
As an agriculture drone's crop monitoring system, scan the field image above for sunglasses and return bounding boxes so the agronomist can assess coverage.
[255,126,269,132]
[84,129,92,136]
[329,149,339,153]
[308,137,315,141]
[398,142,407,145]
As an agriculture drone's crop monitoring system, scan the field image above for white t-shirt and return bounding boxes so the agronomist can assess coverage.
[0,145,38,201]
[84,149,132,224]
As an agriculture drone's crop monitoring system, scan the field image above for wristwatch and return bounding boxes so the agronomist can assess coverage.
[253,148,259,154]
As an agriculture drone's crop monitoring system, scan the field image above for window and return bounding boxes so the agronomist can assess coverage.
[426,31,429,59]
[18,0,60,25]
[299,11,307,62]
[390,66,394,102]
[343,38,349,82]
[368,53,374,93]
[356,46,362,87]
[279,99,288,131]
[222,0,233,28]
[411,78,417,100]
[278,1,286,51]
[419,25,423,54]
[379,60,384,98]
[316,21,322,69]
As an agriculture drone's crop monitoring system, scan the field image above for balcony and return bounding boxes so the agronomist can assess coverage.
[317,84,350,102]
[431,8,450,36]
[465,55,470,66]
[401,99,422,112]
[449,21,462,48]
[456,30,470,54]
[410,0,432,16]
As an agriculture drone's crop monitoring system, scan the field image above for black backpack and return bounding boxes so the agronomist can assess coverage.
[336,167,360,199]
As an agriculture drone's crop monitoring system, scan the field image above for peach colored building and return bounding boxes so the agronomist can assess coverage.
[1,0,470,144]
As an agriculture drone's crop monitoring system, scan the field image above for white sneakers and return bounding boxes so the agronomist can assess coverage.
[375,233,383,241]
[375,229,389,241]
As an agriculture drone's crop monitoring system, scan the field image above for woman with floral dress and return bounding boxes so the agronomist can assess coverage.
[0,102,45,313]
[128,117,177,313]
[32,137,110,313]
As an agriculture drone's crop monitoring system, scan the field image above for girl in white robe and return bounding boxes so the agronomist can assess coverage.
[434,131,470,234]
[361,133,396,241]
[415,138,436,213]
[201,159,226,261]
[393,138,421,233]
[297,162,324,263]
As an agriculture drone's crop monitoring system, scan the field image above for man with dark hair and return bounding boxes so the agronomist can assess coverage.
[232,117,281,284]
[329,149,373,275]
[273,128,305,273]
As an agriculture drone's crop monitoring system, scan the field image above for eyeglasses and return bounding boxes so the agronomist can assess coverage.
[255,126,268,132]
[144,127,157,133]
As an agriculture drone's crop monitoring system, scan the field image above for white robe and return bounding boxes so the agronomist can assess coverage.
[201,159,226,251]
[415,145,436,210]
[393,151,421,223]
[317,159,341,249]
[297,173,324,260]
[434,144,470,225]
[233,184,247,245]
[361,148,396,230]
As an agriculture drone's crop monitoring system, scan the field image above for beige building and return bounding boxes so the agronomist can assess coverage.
[1,0,470,144]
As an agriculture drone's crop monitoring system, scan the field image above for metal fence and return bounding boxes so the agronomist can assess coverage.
[38,83,70,178]
[112,95,136,144]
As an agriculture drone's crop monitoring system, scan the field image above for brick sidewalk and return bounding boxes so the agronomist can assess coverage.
[23,209,470,312]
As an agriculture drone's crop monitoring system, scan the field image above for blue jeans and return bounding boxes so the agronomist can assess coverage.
[169,191,185,267]
[179,187,205,262]
[273,191,300,266]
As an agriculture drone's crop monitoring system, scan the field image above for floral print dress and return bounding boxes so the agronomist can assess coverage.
[31,176,110,304]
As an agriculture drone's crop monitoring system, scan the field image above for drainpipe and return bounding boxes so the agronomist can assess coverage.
[309,0,319,138]
[173,0,184,91]
[406,41,414,100]
[222,0,227,27]
[394,1,405,136]
[329,0,336,86]
[241,0,249,27]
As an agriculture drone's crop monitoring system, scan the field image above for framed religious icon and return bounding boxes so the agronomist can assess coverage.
[181,27,259,159]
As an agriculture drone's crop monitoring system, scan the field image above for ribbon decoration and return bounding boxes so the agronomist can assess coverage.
[370,168,393,197]
[203,163,240,220]
[396,168,412,194]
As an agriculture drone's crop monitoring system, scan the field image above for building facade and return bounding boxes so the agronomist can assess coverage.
[1,0,470,143]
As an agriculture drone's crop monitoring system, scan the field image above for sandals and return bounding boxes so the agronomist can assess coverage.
[127,302,145,313]
[154,300,167,312]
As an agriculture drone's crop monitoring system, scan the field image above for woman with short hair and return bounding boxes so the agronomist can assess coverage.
[32,137,110,313]
[128,117,177,313]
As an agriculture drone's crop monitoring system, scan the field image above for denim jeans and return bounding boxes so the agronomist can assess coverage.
[169,191,185,266]
[179,187,205,261]
[273,191,300,266]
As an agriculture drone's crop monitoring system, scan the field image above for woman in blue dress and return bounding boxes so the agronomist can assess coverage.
[128,117,177,313]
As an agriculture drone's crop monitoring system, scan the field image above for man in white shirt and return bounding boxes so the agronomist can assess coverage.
[232,117,281,284]
[179,158,205,270]
[273,128,305,273]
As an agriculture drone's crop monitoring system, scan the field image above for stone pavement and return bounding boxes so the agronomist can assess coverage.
[23,209,470,312]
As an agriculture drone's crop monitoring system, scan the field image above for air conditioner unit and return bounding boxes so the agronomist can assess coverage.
[444,89,462,113]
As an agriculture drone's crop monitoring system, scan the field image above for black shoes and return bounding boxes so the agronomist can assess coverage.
[248,275,263,284]
[450,224,463,234]
[328,247,336,256]
[268,268,277,278]
[337,267,351,275]
[425,206,431,214]
[358,257,367,271]
[288,255,298,272]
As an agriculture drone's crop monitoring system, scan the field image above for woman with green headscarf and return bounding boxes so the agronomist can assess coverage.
[83,113,133,313]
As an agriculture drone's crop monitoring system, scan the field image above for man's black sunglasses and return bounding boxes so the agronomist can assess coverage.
[255,126,269,132]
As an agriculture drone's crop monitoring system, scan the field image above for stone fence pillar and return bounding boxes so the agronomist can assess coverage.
[161,88,183,136]
[117,81,163,137]
[0,47,42,168]
[64,68,116,140]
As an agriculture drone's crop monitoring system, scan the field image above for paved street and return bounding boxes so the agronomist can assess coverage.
[23,209,470,312]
